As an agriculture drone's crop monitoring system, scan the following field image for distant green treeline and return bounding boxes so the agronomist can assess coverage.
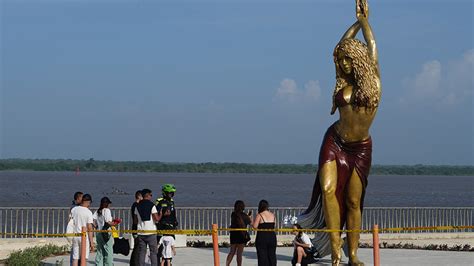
[0,159,473,176]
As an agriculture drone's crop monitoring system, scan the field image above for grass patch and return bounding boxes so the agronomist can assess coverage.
[359,242,473,251]
[6,244,69,266]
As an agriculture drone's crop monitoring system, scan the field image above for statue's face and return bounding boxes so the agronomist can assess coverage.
[337,52,353,75]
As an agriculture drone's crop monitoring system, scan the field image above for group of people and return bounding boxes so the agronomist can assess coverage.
[68,183,178,266]
[69,192,118,266]
[69,190,313,266]
[226,200,315,266]
[130,185,178,266]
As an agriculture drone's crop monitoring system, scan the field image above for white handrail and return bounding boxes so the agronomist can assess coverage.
[0,207,472,238]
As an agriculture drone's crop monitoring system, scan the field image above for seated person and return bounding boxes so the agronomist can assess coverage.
[291,224,317,266]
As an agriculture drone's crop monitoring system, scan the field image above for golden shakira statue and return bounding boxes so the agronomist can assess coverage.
[298,0,380,265]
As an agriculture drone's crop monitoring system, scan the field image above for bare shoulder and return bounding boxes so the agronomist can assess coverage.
[264,210,276,220]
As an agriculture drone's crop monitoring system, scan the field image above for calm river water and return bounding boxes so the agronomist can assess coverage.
[0,171,472,207]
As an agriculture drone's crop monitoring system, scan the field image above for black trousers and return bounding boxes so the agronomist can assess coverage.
[256,242,277,266]
[129,236,140,266]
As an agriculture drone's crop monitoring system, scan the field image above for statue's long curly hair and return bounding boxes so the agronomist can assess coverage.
[332,38,380,113]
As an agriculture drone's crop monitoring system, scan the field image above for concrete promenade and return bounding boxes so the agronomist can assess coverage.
[41,247,474,266]
[1,233,472,265]
[2,233,473,260]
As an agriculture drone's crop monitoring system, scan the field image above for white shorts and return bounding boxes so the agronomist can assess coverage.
[71,237,90,260]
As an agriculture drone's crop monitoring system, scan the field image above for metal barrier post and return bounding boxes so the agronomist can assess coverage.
[372,224,380,266]
[212,224,220,266]
[81,226,87,266]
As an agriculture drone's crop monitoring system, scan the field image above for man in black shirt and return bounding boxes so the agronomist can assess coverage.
[134,189,160,266]
[129,190,143,266]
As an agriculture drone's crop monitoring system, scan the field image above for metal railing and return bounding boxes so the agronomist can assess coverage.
[0,207,472,238]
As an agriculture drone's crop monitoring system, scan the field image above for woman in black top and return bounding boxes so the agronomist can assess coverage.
[129,190,142,266]
[226,200,252,266]
[253,200,277,266]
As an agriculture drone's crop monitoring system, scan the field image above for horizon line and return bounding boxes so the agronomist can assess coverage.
[0,158,472,167]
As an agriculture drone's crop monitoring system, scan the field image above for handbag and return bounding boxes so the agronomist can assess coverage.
[66,216,75,244]
[101,224,119,242]
[101,223,111,242]
[243,231,251,243]
[113,237,130,256]
[238,213,251,243]
[111,225,119,238]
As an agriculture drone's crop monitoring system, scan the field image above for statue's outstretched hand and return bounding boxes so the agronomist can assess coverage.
[356,0,369,20]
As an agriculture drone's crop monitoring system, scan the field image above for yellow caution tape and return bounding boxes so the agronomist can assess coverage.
[1,225,472,237]
[79,225,474,235]
[0,232,81,237]
[91,229,213,235]
[218,228,373,233]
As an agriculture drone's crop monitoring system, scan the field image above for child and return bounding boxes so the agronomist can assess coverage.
[159,234,176,266]
[291,224,315,266]
[159,206,176,265]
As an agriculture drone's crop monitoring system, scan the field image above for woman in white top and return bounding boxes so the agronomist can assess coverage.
[292,224,314,266]
[93,197,118,266]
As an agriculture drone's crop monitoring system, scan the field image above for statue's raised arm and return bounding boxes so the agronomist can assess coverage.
[356,0,380,76]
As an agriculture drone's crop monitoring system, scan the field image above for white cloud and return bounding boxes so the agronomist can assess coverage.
[274,78,322,103]
[275,78,299,102]
[444,49,474,104]
[402,49,473,105]
[304,80,322,101]
[411,60,442,97]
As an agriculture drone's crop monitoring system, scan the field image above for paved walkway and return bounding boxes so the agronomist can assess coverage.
[42,247,474,266]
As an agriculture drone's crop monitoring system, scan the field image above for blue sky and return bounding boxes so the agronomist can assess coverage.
[1,0,473,165]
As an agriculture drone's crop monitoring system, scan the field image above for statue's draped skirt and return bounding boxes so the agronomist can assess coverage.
[298,122,372,258]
